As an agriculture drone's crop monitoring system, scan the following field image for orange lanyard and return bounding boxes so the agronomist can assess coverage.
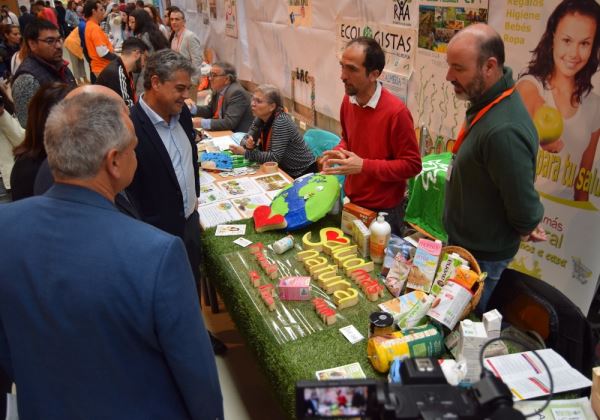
[261,128,273,152]
[213,95,224,118]
[453,87,515,154]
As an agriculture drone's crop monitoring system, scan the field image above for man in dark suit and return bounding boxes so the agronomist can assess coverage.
[0,89,223,420]
[191,61,253,133]
[126,49,226,354]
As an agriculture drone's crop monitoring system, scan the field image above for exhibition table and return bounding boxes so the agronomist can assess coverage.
[202,216,390,418]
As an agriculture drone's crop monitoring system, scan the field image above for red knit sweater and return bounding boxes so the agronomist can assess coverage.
[337,88,422,209]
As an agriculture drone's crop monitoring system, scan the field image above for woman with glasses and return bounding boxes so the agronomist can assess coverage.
[229,84,316,178]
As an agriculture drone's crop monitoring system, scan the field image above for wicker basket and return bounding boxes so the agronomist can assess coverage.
[441,245,485,320]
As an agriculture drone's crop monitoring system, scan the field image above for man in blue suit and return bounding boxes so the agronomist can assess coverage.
[0,90,223,420]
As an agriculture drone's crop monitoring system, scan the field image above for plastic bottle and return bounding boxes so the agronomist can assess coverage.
[272,234,295,254]
[369,212,391,264]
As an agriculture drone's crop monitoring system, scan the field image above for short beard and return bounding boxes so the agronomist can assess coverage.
[463,70,486,102]
[344,84,358,96]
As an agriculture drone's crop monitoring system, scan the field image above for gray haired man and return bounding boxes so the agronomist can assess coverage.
[126,49,227,354]
[189,61,254,133]
[0,90,223,419]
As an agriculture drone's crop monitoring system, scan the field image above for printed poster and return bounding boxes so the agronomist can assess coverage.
[224,0,238,38]
[380,70,409,104]
[288,0,311,27]
[498,0,600,313]
[336,19,417,78]
[388,0,419,28]
[410,0,489,151]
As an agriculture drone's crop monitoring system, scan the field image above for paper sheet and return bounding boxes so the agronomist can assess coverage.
[253,173,291,192]
[217,178,263,197]
[514,397,595,420]
[199,201,242,228]
[230,194,272,219]
[484,349,592,401]
[200,170,216,185]
[199,183,229,206]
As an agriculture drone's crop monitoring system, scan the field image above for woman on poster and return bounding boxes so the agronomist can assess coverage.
[516,0,600,202]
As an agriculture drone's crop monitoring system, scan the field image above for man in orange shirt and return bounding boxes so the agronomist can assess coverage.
[83,0,115,78]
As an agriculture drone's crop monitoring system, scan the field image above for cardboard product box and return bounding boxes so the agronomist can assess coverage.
[406,238,442,293]
[456,320,488,383]
[482,309,502,339]
[278,276,311,301]
[341,203,377,235]
[352,219,371,258]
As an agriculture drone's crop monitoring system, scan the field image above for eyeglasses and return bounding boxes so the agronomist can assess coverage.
[37,36,64,46]
[251,97,267,104]
[208,73,226,79]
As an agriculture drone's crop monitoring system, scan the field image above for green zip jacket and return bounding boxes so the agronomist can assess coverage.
[443,67,544,261]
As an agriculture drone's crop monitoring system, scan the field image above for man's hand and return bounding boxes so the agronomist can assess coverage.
[192,117,201,129]
[319,149,346,172]
[185,98,196,110]
[321,149,363,175]
[521,223,548,242]
[229,144,245,155]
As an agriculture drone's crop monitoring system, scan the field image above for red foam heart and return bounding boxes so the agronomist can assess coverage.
[325,230,348,243]
[253,205,287,232]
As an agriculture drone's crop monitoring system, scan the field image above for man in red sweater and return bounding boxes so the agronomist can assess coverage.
[321,37,422,235]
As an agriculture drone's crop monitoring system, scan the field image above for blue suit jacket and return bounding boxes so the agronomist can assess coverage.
[0,185,223,420]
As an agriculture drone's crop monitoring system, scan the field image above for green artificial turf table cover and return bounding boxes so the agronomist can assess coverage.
[202,216,390,418]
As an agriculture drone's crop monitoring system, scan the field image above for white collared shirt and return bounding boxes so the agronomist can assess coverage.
[349,81,382,109]
[139,95,197,218]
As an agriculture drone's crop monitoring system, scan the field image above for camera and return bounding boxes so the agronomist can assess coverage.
[296,357,525,419]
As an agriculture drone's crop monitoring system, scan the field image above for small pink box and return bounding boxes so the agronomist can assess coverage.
[278,276,311,301]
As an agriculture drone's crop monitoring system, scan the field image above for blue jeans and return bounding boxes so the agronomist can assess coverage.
[476,258,512,315]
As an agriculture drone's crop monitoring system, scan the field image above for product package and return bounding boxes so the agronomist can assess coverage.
[456,320,488,384]
[426,280,473,330]
[430,252,467,295]
[381,236,414,277]
[406,238,442,292]
[397,293,435,329]
[351,219,371,258]
[341,202,377,235]
[278,276,311,301]
[367,323,444,373]
[384,251,412,296]
[378,290,426,323]
[482,309,502,339]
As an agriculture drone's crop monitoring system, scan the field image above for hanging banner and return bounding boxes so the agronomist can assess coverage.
[500,0,600,314]
[409,0,489,153]
[224,0,238,38]
[336,19,417,78]
[288,0,312,27]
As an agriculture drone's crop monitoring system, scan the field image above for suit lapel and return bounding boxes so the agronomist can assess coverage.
[134,103,180,189]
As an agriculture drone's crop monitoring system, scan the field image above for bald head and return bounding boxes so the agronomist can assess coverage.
[449,23,505,68]
[66,84,124,102]
[445,23,505,102]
